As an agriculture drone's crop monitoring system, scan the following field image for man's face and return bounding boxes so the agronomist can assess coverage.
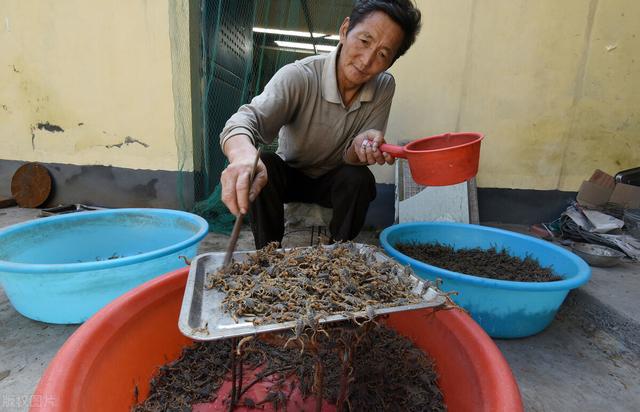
[337,11,405,90]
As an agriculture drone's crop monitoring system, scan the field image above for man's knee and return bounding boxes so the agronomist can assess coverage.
[258,151,288,190]
[260,151,283,170]
[334,165,376,200]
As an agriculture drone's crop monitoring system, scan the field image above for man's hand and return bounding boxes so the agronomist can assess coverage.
[346,129,395,165]
[221,135,268,216]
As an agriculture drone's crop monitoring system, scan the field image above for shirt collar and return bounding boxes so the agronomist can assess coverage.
[322,45,378,107]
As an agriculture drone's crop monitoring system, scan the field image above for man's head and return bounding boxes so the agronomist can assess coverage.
[347,0,422,62]
[336,1,421,93]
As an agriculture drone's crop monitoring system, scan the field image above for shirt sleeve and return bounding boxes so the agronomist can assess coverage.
[219,63,307,150]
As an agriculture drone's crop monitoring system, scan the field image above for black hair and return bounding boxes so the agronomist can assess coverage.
[347,0,422,61]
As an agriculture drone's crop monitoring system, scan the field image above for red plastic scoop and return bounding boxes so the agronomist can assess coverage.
[380,132,484,186]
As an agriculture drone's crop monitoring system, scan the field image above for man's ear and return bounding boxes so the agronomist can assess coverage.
[339,17,350,42]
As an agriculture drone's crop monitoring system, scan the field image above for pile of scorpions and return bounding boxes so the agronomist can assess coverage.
[205,242,439,330]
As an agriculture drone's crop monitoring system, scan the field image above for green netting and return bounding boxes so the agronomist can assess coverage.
[191,179,236,233]
[179,0,353,234]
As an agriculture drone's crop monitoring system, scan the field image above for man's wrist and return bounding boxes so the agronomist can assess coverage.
[223,134,256,161]
[344,139,363,165]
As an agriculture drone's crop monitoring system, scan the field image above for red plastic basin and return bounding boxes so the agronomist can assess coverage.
[31,267,522,412]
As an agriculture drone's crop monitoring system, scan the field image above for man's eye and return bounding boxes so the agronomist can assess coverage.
[360,39,369,45]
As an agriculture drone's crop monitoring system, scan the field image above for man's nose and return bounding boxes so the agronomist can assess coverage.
[361,48,376,69]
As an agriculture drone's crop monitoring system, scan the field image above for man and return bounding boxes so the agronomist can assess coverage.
[219,0,421,248]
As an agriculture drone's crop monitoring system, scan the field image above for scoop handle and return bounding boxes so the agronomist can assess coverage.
[379,143,407,158]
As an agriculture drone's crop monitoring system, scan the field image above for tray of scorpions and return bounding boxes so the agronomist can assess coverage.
[178,243,448,341]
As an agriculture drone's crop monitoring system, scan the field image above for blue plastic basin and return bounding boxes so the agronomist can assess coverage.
[0,208,208,324]
[380,222,591,338]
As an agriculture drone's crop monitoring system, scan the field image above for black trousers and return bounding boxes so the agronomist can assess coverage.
[250,152,376,249]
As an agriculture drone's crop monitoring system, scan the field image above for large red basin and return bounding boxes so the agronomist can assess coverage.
[32,267,523,411]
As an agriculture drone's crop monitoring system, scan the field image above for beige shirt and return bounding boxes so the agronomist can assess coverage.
[220,46,395,178]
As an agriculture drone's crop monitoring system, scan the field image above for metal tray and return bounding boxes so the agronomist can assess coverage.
[178,244,447,341]
[570,242,625,267]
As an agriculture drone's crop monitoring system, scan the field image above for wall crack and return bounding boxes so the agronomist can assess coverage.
[105,136,150,149]
[36,122,64,133]
[30,121,65,150]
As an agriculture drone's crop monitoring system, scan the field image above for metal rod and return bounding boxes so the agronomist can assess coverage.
[237,349,244,401]
[313,353,324,412]
[336,340,355,411]
[229,337,237,411]
[224,217,244,267]
[223,149,261,267]
[300,0,318,55]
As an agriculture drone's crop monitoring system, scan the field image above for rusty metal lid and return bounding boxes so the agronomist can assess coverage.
[10,162,52,208]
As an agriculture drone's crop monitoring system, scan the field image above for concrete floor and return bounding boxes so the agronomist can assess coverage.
[1,208,639,411]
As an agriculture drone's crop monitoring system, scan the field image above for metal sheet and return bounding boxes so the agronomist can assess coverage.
[179,244,447,341]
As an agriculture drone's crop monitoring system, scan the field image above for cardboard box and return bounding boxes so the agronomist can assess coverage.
[577,169,640,209]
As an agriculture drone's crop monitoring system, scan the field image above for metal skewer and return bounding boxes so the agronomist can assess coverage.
[223,148,261,267]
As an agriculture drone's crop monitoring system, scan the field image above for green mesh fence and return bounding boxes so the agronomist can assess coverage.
[180,0,353,234]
